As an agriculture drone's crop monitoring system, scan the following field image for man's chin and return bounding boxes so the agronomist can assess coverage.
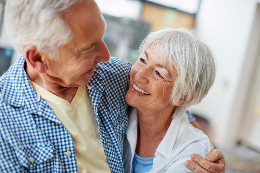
[64,75,92,88]
[74,79,91,87]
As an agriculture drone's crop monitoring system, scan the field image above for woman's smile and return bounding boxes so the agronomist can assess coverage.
[132,83,150,95]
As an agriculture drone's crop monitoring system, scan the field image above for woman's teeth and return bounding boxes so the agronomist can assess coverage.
[133,84,150,95]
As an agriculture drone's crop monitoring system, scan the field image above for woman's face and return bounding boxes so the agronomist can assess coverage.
[125,44,178,112]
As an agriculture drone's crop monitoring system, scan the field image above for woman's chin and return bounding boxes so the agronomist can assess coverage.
[125,92,137,107]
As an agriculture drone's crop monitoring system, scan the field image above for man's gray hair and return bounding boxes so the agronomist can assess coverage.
[4,0,87,59]
[139,28,216,114]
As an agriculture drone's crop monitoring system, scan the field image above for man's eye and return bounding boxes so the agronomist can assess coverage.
[154,70,164,79]
[139,58,146,64]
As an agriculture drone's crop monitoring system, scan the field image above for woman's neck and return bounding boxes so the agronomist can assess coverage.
[135,107,175,157]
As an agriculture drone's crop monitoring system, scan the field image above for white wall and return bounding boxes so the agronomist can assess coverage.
[189,0,260,148]
[0,24,12,47]
[0,24,19,64]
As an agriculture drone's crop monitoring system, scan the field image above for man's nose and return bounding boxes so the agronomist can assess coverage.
[96,41,110,62]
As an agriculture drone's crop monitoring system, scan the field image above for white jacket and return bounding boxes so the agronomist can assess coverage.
[123,108,214,173]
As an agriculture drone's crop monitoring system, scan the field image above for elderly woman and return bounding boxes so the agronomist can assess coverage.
[124,28,216,173]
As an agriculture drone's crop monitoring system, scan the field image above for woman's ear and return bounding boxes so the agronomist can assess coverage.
[175,94,194,106]
[24,45,48,73]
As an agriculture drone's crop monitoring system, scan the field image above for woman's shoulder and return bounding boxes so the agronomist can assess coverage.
[177,123,213,154]
[160,124,214,173]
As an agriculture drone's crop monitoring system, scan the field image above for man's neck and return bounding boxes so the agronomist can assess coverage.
[26,63,78,103]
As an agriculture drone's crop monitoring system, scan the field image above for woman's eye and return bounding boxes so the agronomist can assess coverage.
[139,58,146,64]
[154,70,164,79]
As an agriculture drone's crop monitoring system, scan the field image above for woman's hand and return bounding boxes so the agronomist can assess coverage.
[185,149,225,173]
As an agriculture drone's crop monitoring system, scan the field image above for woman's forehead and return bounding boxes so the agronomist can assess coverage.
[143,46,178,76]
[145,45,169,64]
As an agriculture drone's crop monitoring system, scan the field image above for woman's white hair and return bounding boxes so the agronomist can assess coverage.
[4,0,87,59]
[139,28,216,114]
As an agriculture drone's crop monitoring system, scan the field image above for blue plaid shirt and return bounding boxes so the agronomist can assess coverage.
[0,55,195,173]
[0,55,131,173]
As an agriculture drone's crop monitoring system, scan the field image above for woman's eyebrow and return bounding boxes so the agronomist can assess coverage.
[145,50,168,70]
[156,64,167,69]
[145,51,149,59]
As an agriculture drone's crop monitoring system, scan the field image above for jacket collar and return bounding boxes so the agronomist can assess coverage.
[126,108,188,159]
[126,108,138,157]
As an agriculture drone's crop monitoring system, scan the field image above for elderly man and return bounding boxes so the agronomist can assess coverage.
[0,0,224,172]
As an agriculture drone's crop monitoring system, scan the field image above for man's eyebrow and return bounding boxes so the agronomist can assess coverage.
[79,22,106,53]
[78,42,97,53]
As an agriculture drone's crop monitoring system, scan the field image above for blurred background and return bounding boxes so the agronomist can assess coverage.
[0,0,260,172]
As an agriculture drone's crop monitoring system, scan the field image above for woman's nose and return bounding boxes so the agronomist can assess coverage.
[134,67,149,84]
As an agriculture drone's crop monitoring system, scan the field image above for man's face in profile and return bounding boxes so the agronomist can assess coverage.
[43,0,110,88]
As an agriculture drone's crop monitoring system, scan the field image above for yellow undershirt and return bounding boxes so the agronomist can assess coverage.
[30,81,111,173]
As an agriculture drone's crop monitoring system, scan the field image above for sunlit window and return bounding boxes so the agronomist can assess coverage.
[95,0,142,20]
[147,0,200,14]
[94,0,199,64]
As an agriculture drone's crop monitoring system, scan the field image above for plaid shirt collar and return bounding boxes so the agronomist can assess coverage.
[1,55,107,125]
[1,56,64,124]
[1,55,29,107]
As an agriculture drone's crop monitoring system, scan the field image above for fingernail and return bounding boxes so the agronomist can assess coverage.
[206,153,213,160]
[191,154,196,160]
[185,161,191,168]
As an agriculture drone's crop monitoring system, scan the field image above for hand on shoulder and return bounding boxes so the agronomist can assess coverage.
[185,149,225,173]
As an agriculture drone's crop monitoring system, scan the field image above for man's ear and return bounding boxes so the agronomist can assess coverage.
[175,94,194,106]
[24,45,48,73]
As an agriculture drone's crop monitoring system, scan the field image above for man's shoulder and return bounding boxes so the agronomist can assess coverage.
[0,55,25,83]
[0,55,30,108]
[96,57,132,75]
[94,57,132,88]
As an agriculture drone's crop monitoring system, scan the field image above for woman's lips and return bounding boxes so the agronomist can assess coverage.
[132,83,150,95]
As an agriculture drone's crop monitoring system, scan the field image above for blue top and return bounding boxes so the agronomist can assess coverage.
[0,56,131,173]
[186,110,196,123]
[132,154,155,173]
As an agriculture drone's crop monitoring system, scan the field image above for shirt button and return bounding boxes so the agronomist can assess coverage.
[65,151,72,157]
[28,157,35,163]
[121,122,124,127]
